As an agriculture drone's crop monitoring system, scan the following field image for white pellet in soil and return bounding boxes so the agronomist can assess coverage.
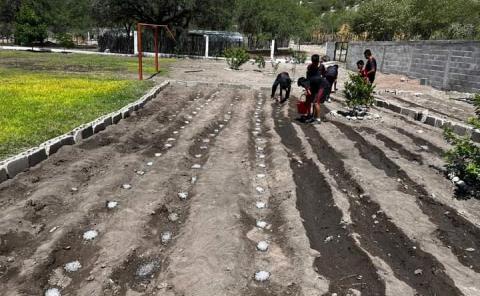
[83,230,98,241]
[256,220,268,229]
[136,261,159,278]
[258,163,266,168]
[192,111,197,115]
[146,162,153,166]
[173,131,179,134]
[258,154,266,159]
[180,126,185,129]
[45,288,61,296]
[155,153,162,157]
[203,139,210,143]
[192,164,202,169]
[195,154,202,158]
[136,170,145,176]
[257,174,266,179]
[209,133,216,137]
[191,176,197,184]
[256,202,266,209]
[219,124,224,128]
[214,129,219,133]
[168,213,179,222]
[256,186,265,194]
[161,231,172,244]
[71,187,78,192]
[167,138,176,142]
[165,143,173,148]
[466,248,476,252]
[257,241,269,252]
[122,184,132,189]
[185,121,190,124]
[200,146,208,150]
[107,201,118,209]
[255,271,270,282]
[227,111,232,115]
[64,261,82,273]
[178,192,189,200]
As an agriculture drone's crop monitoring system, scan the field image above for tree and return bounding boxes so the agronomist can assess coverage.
[14,1,47,45]
[0,0,20,40]
[350,0,408,41]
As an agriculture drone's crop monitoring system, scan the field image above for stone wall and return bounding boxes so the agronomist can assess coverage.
[346,40,480,93]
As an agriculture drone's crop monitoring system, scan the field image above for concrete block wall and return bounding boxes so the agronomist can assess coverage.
[346,40,480,93]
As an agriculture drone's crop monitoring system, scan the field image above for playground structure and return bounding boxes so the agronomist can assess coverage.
[136,23,175,80]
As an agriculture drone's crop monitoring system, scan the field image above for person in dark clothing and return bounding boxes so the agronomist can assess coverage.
[325,64,338,100]
[297,76,330,124]
[307,54,322,79]
[364,49,377,84]
[271,72,292,103]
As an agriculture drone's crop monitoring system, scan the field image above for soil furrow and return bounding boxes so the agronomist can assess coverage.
[356,127,423,164]
[294,109,463,295]
[272,101,386,295]
[393,127,445,157]
[330,119,480,274]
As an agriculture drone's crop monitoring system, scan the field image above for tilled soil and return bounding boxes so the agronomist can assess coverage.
[1,60,480,296]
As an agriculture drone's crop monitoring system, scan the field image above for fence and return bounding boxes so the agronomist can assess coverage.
[98,30,290,58]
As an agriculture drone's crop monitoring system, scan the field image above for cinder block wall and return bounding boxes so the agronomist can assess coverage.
[346,40,480,93]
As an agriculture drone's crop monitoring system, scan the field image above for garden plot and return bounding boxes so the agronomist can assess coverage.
[0,58,479,296]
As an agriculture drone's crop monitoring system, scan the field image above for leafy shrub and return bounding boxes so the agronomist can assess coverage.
[444,128,480,199]
[56,33,75,48]
[254,55,266,69]
[271,60,280,74]
[343,73,375,108]
[14,3,47,46]
[224,47,250,70]
[291,50,307,64]
[467,94,480,128]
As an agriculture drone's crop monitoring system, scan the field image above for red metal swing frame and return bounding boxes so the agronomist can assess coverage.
[137,23,175,80]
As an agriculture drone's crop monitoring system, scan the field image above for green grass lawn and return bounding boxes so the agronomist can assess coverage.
[0,50,173,159]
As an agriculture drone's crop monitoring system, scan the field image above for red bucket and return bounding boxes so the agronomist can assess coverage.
[297,101,309,115]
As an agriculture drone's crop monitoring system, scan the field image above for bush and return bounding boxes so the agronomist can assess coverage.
[291,50,307,64]
[254,55,266,69]
[56,33,75,48]
[14,3,47,46]
[224,47,250,70]
[343,73,375,108]
[444,128,480,199]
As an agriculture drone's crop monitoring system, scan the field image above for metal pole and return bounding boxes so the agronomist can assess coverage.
[155,26,159,72]
[137,23,143,80]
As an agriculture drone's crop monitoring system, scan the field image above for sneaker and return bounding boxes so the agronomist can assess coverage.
[312,118,322,124]
[305,117,315,124]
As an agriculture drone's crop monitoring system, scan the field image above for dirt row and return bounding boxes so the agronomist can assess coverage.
[1,58,480,296]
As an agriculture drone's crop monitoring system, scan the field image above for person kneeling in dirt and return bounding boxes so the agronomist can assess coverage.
[297,76,330,124]
[271,72,292,104]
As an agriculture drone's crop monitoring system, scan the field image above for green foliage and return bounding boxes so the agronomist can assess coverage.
[291,50,307,64]
[467,94,480,128]
[254,55,266,69]
[343,73,375,108]
[236,0,312,40]
[350,0,408,40]
[14,2,47,46]
[224,47,250,70]
[56,32,75,48]
[444,128,480,199]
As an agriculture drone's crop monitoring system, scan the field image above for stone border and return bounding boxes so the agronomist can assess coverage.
[373,95,480,143]
[0,81,170,183]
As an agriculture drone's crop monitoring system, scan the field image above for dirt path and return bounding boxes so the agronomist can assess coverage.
[1,60,480,296]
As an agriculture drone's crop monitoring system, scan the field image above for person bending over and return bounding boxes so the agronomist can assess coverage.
[325,64,338,101]
[271,72,292,104]
[297,76,330,124]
